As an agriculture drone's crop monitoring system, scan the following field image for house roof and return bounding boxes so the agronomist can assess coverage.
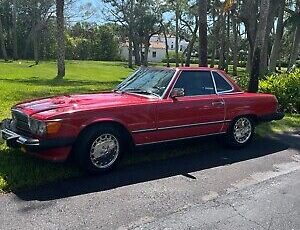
[150,41,165,49]
[121,41,166,49]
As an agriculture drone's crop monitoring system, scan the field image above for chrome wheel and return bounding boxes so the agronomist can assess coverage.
[233,117,252,144]
[90,133,120,169]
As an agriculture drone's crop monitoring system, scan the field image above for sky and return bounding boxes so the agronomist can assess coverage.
[69,0,106,23]
[72,0,173,24]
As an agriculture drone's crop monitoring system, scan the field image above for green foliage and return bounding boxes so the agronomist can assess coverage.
[162,51,184,63]
[259,70,300,113]
[66,23,120,61]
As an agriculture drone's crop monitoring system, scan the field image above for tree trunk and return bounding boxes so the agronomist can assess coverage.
[127,0,134,68]
[260,0,280,76]
[269,0,285,73]
[287,24,300,72]
[225,12,230,72]
[133,37,141,65]
[185,35,196,67]
[32,0,39,65]
[33,28,39,65]
[12,0,18,60]
[210,9,219,68]
[240,0,258,72]
[218,13,226,70]
[162,24,170,67]
[246,44,252,72]
[198,0,208,67]
[287,1,300,72]
[232,13,238,76]
[249,0,270,93]
[143,40,150,66]
[128,39,133,68]
[175,5,179,67]
[0,16,8,61]
[56,0,65,79]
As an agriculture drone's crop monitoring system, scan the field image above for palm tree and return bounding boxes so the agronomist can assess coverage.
[287,1,300,72]
[268,0,285,73]
[56,0,65,79]
[198,0,208,67]
[249,0,270,92]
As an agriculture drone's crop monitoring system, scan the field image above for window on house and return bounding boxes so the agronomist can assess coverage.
[152,51,157,58]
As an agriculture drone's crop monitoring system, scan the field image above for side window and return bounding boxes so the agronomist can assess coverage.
[212,72,233,93]
[174,71,215,96]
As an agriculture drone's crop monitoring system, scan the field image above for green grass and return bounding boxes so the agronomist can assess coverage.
[256,114,300,136]
[0,60,299,192]
[0,60,133,119]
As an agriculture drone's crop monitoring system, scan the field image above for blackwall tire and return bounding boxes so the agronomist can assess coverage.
[74,125,125,173]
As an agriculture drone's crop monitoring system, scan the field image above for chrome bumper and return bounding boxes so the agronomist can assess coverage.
[0,119,40,149]
[1,119,75,152]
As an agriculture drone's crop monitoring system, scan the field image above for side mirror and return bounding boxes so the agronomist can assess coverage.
[170,88,185,98]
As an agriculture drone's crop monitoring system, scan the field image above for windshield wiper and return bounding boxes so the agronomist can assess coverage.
[123,88,160,97]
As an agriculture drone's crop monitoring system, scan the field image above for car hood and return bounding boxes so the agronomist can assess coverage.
[14,92,153,118]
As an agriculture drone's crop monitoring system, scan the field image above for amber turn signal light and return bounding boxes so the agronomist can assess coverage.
[46,122,61,134]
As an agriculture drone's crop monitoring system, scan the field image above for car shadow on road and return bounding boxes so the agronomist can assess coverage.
[15,135,292,201]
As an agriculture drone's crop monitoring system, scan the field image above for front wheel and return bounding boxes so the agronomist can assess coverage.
[74,125,124,173]
[225,116,254,147]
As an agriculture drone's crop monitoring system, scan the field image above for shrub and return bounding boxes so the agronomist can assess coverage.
[259,70,300,113]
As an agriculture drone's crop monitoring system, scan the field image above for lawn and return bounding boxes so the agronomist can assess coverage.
[0,60,299,192]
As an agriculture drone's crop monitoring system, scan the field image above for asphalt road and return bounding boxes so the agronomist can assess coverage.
[0,131,299,230]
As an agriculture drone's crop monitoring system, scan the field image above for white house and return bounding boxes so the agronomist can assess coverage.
[120,34,189,63]
[150,34,189,52]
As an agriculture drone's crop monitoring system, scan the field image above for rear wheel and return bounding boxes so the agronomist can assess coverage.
[226,116,254,147]
[74,125,125,173]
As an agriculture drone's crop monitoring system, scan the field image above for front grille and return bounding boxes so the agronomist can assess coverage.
[12,109,31,134]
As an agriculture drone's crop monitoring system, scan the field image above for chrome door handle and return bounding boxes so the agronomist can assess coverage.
[212,101,224,106]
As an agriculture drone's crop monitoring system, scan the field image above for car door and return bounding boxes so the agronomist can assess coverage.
[153,70,225,142]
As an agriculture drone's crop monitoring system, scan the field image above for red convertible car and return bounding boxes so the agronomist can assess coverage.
[0,67,284,172]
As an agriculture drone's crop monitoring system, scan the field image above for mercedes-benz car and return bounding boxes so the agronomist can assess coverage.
[0,67,284,172]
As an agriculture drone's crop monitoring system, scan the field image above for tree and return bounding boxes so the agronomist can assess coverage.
[269,0,285,73]
[168,0,184,67]
[175,1,180,67]
[0,14,8,61]
[232,10,239,76]
[287,0,300,72]
[12,0,18,60]
[198,0,208,67]
[218,12,226,70]
[33,0,40,65]
[161,21,171,67]
[134,1,161,66]
[209,2,221,68]
[56,0,65,78]
[103,0,137,68]
[248,0,270,92]
[240,0,259,72]
[180,3,198,67]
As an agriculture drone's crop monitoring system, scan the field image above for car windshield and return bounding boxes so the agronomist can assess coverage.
[115,68,176,97]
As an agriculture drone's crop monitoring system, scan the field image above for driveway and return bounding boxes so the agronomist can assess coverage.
[0,131,299,229]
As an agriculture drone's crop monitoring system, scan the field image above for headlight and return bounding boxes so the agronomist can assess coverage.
[29,118,47,136]
[28,118,61,136]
